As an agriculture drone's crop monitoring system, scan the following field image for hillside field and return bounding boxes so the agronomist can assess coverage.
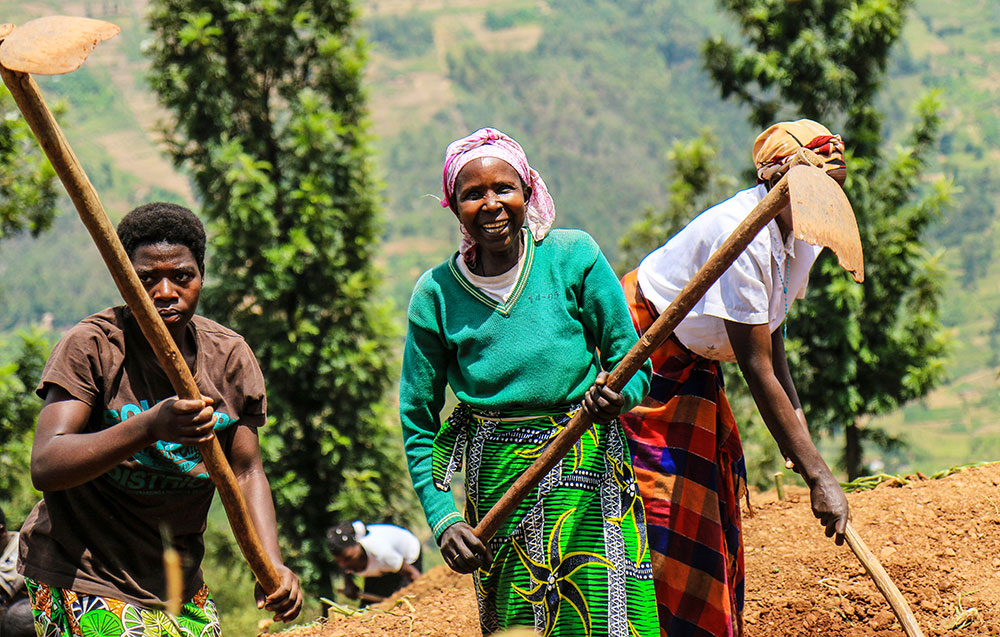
[274,463,1000,636]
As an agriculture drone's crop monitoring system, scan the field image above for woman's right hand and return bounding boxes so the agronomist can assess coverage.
[146,396,216,445]
[807,472,849,545]
[439,522,492,574]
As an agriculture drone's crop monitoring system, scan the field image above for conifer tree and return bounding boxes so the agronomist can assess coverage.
[147,0,401,590]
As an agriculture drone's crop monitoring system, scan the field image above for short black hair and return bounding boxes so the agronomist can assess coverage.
[0,506,5,530]
[326,522,360,556]
[117,202,206,275]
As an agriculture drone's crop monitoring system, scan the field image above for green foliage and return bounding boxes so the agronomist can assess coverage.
[484,7,541,31]
[377,0,749,265]
[705,0,910,140]
[0,329,50,522]
[0,67,58,524]
[618,130,738,269]
[0,83,57,242]
[705,0,950,478]
[0,213,123,331]
[146,0,406,594]
[365,14,434,58]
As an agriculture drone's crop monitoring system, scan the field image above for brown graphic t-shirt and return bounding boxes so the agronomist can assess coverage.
[18,307,266,607]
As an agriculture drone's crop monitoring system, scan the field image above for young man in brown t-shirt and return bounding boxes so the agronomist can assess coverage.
[18,202,302,635]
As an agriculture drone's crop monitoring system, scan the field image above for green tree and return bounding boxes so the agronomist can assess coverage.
[147,0,403,592]
[0,330,50,521]
[619,130,737,269]
[0,80,58,524]
[703,0,950,479]
[0,84,57,243]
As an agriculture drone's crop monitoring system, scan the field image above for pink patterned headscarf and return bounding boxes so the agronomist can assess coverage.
[441,128,556,260]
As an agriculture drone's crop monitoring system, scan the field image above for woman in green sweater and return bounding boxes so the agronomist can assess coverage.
[400,128,657,636]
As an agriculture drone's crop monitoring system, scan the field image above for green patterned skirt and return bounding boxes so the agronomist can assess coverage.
[433,404,658,637]
[25,578,221,637]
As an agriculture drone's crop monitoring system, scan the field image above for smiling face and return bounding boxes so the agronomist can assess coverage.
[452,157,531,268]
[131,242,203,339]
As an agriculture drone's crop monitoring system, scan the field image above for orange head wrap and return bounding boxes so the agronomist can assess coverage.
[753,119,845,184]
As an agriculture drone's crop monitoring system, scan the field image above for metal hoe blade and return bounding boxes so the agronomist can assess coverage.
[0,16,119,75]
[788,163,865,283]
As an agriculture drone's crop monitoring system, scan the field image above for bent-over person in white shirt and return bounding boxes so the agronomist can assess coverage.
[619,119,850,637]
[327,521,422,605]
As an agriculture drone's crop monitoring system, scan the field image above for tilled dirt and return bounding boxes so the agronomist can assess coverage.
[275,463,1000,636]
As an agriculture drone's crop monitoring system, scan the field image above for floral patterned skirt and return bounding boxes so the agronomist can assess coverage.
[25,578,221,637]
[433,404,658,637]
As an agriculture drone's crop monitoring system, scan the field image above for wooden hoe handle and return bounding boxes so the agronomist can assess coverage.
[0,67,282,594]
[845,522,924,636]
[473,177,793,541]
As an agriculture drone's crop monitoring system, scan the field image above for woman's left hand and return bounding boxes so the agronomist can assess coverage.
[254,563,303,622]
[582,371,625,424]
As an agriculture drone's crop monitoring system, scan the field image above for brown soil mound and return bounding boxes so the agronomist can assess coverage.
[275,463,1000,636]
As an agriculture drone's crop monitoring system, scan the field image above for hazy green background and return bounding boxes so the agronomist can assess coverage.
[3,0,997,474]
[2,0,999,631]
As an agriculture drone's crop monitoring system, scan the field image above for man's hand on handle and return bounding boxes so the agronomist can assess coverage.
[254,563,302,622]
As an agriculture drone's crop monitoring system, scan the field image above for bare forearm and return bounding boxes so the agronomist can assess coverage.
[742,372,831,484]
[727,320,830,484]
[32,415,154,491]
[400,561,421,581]
[237,468,283,565]
[727,320,848,539]
[770,330,802,411]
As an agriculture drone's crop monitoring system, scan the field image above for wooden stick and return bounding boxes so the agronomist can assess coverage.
[0,66,281,594]
[473,176,793,541]
[845,522,924,636]
[773,472,786,501]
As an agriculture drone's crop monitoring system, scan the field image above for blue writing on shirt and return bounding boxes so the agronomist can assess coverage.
[101,400,238,494]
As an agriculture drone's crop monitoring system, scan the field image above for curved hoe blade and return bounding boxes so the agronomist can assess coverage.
[787,163,865,283]
[0,16,119,75]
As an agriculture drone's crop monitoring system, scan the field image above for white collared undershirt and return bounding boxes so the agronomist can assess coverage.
[455,229,527,303]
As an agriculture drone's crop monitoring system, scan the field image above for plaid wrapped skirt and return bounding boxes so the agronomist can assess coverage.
[619,269,747,637]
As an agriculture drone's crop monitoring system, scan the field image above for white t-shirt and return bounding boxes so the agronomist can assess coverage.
[356,524,421,578]
[636,184,822,363]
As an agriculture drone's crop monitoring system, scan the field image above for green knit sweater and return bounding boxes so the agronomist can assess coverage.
[399,229,651,540]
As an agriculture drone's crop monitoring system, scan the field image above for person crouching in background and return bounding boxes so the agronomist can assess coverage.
[327,521,422,605]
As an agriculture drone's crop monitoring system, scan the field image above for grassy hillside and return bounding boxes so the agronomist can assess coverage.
[1,0,999,632]
[0,0,190,330]
[864,0,1000,474]
[1,0,999,495]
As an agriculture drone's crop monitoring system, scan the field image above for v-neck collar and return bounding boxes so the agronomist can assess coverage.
[448,231,536,317]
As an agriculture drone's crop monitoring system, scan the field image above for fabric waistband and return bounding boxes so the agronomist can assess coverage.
[466,404,578,423]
